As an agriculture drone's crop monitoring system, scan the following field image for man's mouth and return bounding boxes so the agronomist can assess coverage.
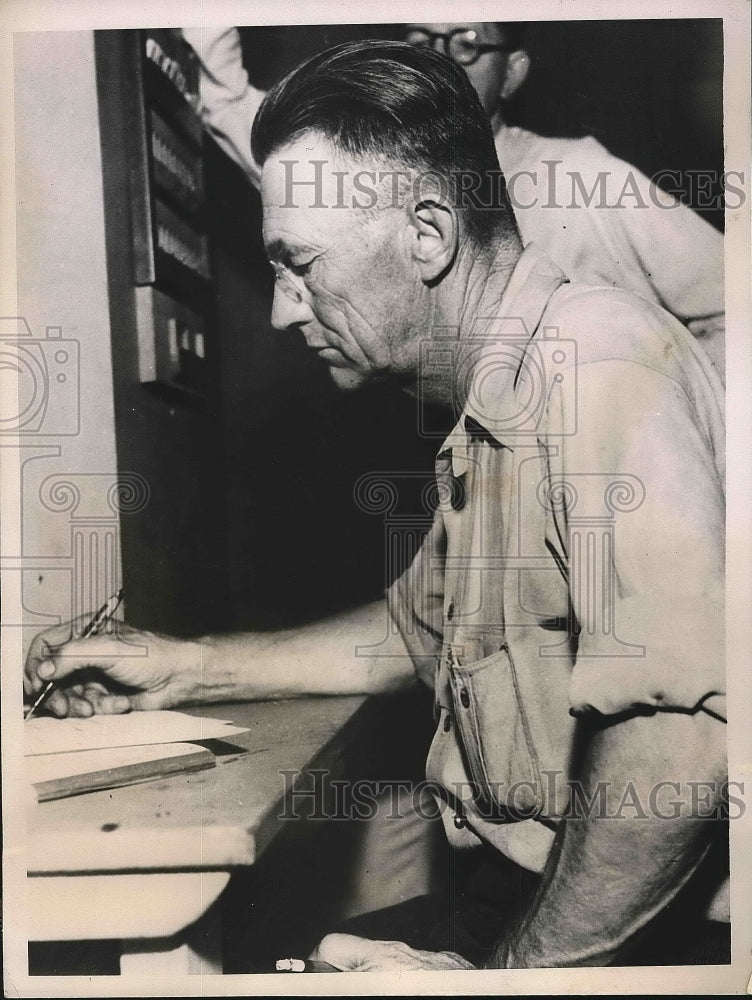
[313,346,349,366]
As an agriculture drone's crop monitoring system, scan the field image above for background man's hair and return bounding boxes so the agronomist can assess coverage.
[251,40,519,246]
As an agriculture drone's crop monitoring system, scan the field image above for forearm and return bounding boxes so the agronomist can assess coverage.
[178,598,416,704]
[487,708,727,968]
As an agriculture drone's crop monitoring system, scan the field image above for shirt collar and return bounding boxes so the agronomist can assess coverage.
[437,245,569,473]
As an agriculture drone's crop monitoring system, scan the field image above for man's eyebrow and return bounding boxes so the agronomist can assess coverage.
[264,237,320,261]
[264,238,287,260]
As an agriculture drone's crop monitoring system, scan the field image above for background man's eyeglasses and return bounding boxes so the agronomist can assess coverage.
[401,27,513,66]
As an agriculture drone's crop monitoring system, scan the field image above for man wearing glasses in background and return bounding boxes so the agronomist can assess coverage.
[182,20,725,380]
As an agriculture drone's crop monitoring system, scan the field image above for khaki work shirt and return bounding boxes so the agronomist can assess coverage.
[388,246,725,874]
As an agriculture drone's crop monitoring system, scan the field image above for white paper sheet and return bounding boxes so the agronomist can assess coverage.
[24,710,249,756]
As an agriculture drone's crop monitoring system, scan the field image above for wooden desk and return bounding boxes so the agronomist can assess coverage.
[27,695,395,974]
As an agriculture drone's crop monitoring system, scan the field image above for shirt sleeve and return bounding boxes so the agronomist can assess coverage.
[180,27,263,187]
[546,301,725,721]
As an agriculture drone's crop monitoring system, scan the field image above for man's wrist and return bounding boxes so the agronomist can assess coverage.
[174,633,260,705]
[169,635,222,706]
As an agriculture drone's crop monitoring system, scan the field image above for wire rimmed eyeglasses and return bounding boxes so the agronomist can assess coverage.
[269,260,306,303]
[401,27,513,66]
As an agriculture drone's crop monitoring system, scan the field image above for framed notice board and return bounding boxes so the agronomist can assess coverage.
[98,28,212,402]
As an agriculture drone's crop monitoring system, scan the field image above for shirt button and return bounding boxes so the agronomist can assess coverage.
[443,714,452,732]
[459,688,470,708]
[453,813,468,829]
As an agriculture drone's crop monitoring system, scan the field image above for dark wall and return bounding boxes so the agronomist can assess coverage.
[517,19,724,230]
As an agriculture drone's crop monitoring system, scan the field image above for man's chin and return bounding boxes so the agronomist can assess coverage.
[327,366,366,391]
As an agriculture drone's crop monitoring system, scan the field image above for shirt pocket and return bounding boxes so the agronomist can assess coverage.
[448,643,544,821]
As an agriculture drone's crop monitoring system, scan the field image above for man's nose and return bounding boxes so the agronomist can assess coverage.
[270,284,313,331]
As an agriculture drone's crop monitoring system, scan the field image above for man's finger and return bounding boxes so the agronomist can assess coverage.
[66,694,96,718]
[43,686,72,718]
[82,688,132,715]
[33,636,123,684]
[310,933,382,971]
[25,616,88,668]
[80,680,110,697]
[30,683,131,719]
[27,621,75,657]
[25,639,63,693]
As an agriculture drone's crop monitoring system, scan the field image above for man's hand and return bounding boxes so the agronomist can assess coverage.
[24,617,198,717]
[23,598,413,717]
[309,933,475,972]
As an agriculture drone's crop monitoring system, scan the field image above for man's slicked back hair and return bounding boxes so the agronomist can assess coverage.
[251,40,518,246]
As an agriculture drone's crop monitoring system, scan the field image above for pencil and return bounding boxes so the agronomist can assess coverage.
[24,588,125,721]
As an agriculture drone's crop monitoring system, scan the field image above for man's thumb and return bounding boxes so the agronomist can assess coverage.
[309,933,375,970]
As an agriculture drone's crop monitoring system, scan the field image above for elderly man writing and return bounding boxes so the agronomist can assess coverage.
[25,42,727,969]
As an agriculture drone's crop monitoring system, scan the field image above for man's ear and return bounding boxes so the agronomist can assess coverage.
[500,50,530,101]
[406,198,457,282]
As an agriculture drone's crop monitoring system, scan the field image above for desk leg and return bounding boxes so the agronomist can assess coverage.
[120,894,223,975]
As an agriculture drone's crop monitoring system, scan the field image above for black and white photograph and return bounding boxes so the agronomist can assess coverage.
[1,0,750,994]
